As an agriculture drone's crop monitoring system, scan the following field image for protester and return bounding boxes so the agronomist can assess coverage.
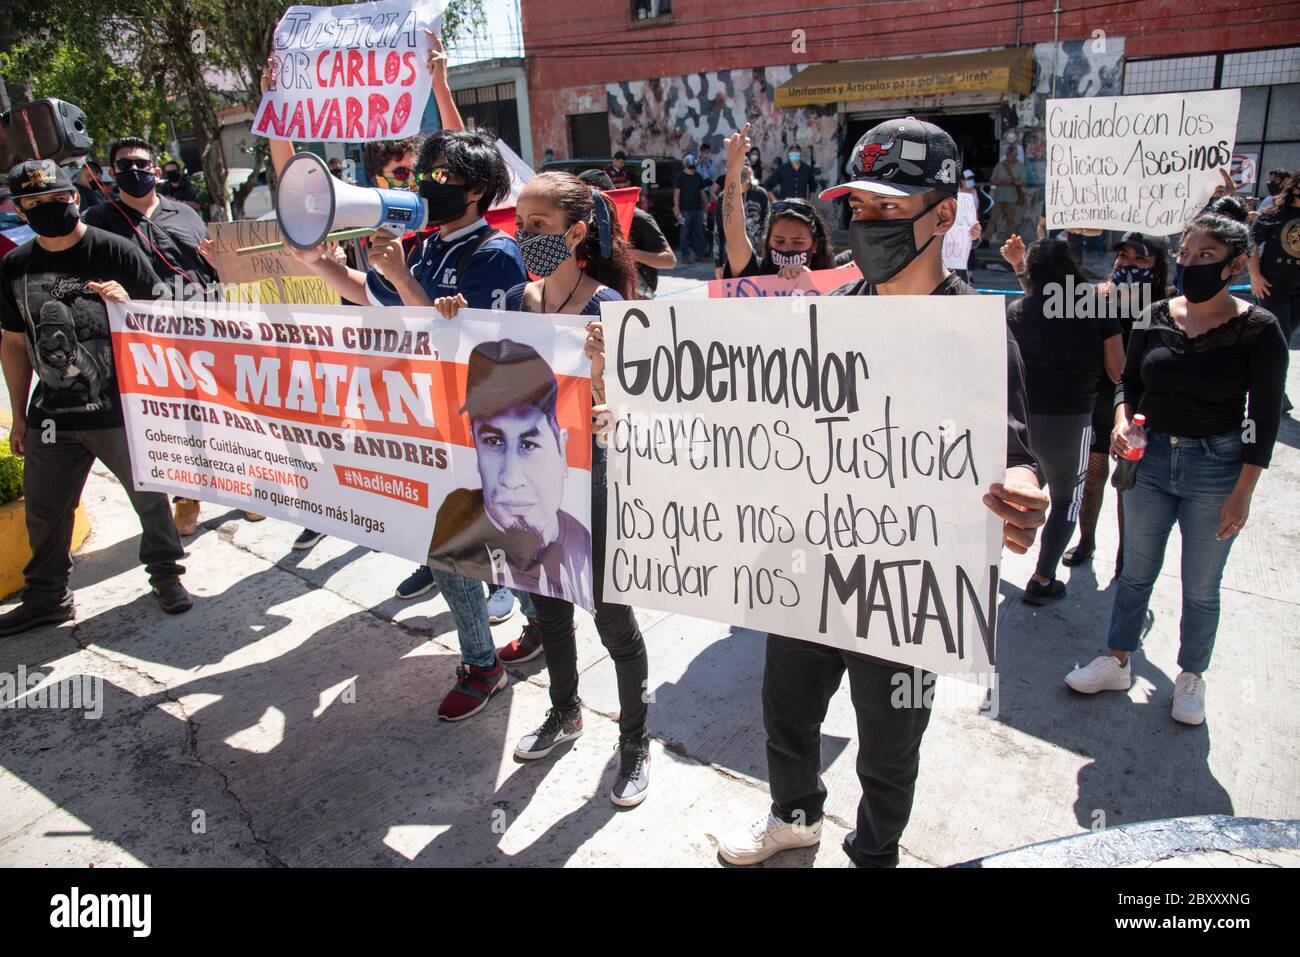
[942,168,982,282]
[1256,168,1289,216]
[156,159,201,212]
[287,127,531,719]
[431,171,652,807]
[1249,168,1299,351]
[327,157,345,179]
[720,132,834,280]
[81,137,256,534]
[0,160,192,636]
[763,143,816,201]
[987,144,1025,246]
[578,169,675,298]
[712,161,769,279]
[74,159,108,210]
[746,146,764,184]
[604,151,633,189]
[1001,237,1124,603]
[1065,197,1288,726]
[1062,232,1172,574]
[718,119,1048,867]
[672,154,709,264]
[696,142,718,182]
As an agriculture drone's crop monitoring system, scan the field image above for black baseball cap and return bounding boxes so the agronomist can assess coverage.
[461,339,559,421]
[1113,232,1168,258]
[8,160,77,200]
[821,117,961,200]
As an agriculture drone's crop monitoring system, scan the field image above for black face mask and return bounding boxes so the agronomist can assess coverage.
[419,179,470,225]
[847,196,945,284]
[116,168,157,198]
[1267,180,1282,196]
[165,170,181,182]
[1181,259,1233,303]
[24,200,81,238]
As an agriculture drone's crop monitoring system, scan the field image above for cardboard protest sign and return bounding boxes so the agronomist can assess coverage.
[602,296,1007,674]
[108,300,594,608]
[253,0,447,143]
[1045,89,1241,235]
[707,264,862,299]
[207,220,341,304]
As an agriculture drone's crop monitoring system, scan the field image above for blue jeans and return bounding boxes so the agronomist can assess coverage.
[431,569,497,668]
[1106,429,1243,673]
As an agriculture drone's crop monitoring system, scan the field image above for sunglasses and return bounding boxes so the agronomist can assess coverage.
[386,166,412,180]
[114,158,153,173]
[414,166,452,184]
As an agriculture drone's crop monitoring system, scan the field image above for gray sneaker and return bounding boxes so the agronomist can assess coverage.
[514,703,583,761]
[611,733,651,808]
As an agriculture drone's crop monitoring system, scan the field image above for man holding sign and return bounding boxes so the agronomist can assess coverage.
[717,118,1048,868]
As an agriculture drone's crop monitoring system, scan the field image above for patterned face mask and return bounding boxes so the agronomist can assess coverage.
[768,249,810,268]
[516,229,572,277]
[1112,265,1155,287]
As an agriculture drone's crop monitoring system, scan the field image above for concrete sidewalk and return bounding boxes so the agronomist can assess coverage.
[0,274,1297,867]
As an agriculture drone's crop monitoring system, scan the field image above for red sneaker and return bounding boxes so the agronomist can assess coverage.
[498,618,545,663]
[437,661,506,721]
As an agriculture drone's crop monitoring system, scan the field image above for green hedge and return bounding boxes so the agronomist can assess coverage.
[0,437,23,506]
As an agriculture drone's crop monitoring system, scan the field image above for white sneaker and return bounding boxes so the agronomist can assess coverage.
[718,812,822,866]
[486,587,515,625]
[1171,672,1206,725]
[1064,655,1132,694]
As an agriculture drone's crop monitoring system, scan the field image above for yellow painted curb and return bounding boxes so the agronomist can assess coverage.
[0,499,91,601]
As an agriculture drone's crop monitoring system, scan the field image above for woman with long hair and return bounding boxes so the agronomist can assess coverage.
[1002,237,1124,603]
[1063,233,1173,575]
[432,171,652,807]
[1249,168,1299,412]
[1065,197,1288,725]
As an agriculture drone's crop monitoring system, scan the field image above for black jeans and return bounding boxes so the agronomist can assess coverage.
[529,441,648,738]
[21,425,185,611]
[763,634,934,867]
[1262,286,1299,347]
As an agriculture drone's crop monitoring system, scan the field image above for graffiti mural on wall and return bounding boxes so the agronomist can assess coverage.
[607,66,839,177]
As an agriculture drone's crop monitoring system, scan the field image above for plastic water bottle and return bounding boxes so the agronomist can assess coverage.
[1111,413,1147,491]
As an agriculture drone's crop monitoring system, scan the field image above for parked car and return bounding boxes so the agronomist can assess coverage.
[540,155,683,242]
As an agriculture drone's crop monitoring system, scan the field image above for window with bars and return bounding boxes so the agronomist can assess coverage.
[1122,55,1217,94]
[631,0,672,22]
[1223,47,1300,87]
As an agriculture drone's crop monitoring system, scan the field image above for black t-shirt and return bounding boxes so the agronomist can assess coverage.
[1250,205,1300,289]
[83,195,217,291]
[829,272,1038,475]
[721,250,782,279]
[1007,290,1122,414]
[0,227,162,431]
[673,171,707,212]
[1117,299,1288,467]
[628,207,670,294]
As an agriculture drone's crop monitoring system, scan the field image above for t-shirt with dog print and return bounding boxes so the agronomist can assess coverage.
[1,226,161,431]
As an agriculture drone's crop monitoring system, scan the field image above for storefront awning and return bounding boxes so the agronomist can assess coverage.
[775,47,1034,108]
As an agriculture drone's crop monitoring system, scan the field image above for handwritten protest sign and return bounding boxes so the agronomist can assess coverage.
[707,264,862,299]
[207,220,340,304]
[602,297,1006,674]
[1045,89,1241,235]
[253,0,447,143]
[108,301,594,607]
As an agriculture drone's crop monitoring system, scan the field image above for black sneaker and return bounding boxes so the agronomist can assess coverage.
[514,703,583,761]
[0,604,74,637]
[611,732,651,808]
[1022,578,1066,605]
[1061,543,1094,567]
[293,528,326,550]
[153,579,193,614]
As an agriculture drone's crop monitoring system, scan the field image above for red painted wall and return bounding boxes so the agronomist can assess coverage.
[522,0,1299,163]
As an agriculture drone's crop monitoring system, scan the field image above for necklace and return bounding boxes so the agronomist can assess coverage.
[542,272,584,313]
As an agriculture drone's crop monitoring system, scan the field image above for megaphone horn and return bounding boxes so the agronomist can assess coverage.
[261,151,426,253]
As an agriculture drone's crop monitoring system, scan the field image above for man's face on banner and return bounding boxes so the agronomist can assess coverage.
[473,405,569,542]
